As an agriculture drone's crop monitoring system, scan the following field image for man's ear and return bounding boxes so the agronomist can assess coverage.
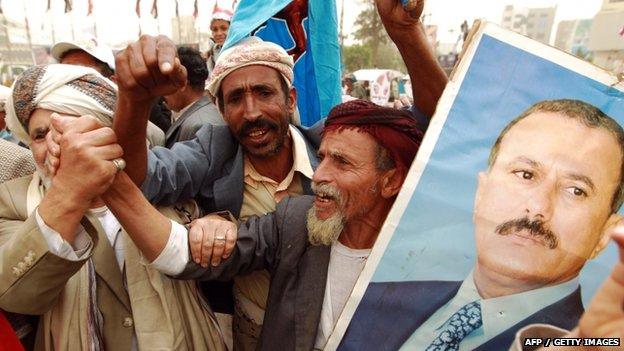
[287,87,297,113]
[590,213,624,259]
[380,168,405,199]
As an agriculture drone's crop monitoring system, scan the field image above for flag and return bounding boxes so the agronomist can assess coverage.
[222,0,341,126]
[64,0,72,12]
[619,25,624,37]
[136,0,141,17]
[87,0,93,16]
[193,0,198,18]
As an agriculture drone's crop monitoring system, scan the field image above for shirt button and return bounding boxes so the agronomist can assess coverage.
[122,317,133,328]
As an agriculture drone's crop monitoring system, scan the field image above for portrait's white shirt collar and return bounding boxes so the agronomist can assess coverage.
[457,270,580,340]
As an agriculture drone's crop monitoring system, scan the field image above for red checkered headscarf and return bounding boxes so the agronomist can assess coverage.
[323,99,425,175]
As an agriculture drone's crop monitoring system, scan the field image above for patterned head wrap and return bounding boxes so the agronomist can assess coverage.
[323,99,425,175]
[207,36,293,96]
[5,64,116,144]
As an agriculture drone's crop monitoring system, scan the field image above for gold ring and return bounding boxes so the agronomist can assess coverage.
[214,236,226,241]
[112,158,126,172]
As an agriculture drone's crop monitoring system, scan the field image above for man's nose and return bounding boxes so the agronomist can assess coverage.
[242,94,261,122]
[312,158,334,185]
[524,181,556,221]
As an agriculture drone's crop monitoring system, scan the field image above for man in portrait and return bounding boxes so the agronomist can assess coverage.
[339,99,624,351]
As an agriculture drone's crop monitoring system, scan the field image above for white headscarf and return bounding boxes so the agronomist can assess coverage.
[5,64,116,144]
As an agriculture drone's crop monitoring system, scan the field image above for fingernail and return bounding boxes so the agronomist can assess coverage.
[201,263,208,268]
[223,255,229,259]
[195,258,200,264]
[161,62,172,72]
[212,262,218,267]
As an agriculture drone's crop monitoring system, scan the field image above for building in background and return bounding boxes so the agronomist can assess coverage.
[0,14,34,86]
[554,19,592,58]
[501,5,557,45]
[588,0,624,73]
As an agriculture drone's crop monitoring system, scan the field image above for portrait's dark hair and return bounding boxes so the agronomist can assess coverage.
[488,99,624,213]
[177,46,208,92]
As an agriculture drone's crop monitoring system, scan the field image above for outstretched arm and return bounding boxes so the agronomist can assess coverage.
[376,0,447,118]
[113,35,187,185]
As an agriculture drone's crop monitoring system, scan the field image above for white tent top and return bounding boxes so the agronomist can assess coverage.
[352,69,405,82]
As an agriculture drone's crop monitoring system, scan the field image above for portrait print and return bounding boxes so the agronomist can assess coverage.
[325,22,624,351]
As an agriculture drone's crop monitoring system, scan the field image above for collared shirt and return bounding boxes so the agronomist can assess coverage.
[400,270,580,351]
[235,125,315,323]
[170,100,195,124]
[238,125,315,221]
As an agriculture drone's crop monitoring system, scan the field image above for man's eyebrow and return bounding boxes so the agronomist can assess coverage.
[514,156,541,168]
[566,173,596,192]
[514,156,596,192]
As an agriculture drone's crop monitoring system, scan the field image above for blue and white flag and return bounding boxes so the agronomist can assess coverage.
[222,0,342,126]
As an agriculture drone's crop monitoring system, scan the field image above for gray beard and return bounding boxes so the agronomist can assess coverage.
[306,206,345,246]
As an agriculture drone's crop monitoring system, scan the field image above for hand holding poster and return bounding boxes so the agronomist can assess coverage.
[326,21,624,351]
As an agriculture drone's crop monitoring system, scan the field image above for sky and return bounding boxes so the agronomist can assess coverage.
[340,0,604,44]
[0,0,606,48]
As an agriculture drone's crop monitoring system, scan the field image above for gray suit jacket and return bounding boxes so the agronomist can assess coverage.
[177,195,329,351]
[143,122,322,217]
[164,96,224,148]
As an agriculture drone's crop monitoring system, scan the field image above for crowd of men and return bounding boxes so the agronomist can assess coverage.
[0,0,622,350]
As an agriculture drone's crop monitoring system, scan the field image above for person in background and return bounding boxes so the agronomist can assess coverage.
[0,85,20,144]
[52,38,166,147]
[163,47,224,147]
[51,38,115,79]
[206,8,233,76]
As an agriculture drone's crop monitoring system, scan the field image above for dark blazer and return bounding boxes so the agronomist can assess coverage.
[339,280,584,351]
[177,195,330,351]
[164,96,225,148]
[143,122,322,217]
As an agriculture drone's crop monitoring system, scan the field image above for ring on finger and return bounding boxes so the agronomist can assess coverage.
[112,158,126,172]
[214,235,226,241]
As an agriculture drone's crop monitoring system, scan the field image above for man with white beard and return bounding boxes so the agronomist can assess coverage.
[53,98,425,350]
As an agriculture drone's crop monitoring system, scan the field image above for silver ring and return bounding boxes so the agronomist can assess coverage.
[112,158,126,172]
[214,235,226,241]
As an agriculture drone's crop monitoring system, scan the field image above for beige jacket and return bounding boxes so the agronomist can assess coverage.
[0,175,225,351]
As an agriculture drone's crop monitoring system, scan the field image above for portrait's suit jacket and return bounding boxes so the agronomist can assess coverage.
[164,96,225,148]
[0,139,35,184]
[339,280,584,351]
[0,175,224,351]
[143,122,322,217]
[177,195,331,351]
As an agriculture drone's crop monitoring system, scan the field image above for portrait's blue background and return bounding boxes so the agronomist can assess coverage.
[371,34,624,305]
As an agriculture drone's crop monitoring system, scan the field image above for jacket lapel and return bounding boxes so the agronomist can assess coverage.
[85,214,131,312]
[213,145,245,218]
[294,244,331,350]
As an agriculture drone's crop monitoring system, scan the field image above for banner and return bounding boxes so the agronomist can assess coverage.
[222,0,341,126]
[326,21,624,350]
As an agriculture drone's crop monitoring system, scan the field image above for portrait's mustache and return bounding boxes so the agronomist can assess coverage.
[495,217,559,249]
[237,118,279,139]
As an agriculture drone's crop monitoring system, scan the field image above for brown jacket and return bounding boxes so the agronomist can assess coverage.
[0,175,225,351]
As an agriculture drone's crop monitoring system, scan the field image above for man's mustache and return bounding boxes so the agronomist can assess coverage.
[237,118,279,139]
[495,217,559,249]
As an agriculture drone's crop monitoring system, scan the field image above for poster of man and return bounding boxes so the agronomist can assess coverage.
[324,22,624,351]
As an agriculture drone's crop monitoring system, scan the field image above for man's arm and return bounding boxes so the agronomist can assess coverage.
[377,0,448,118]
[113,35,187,185]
